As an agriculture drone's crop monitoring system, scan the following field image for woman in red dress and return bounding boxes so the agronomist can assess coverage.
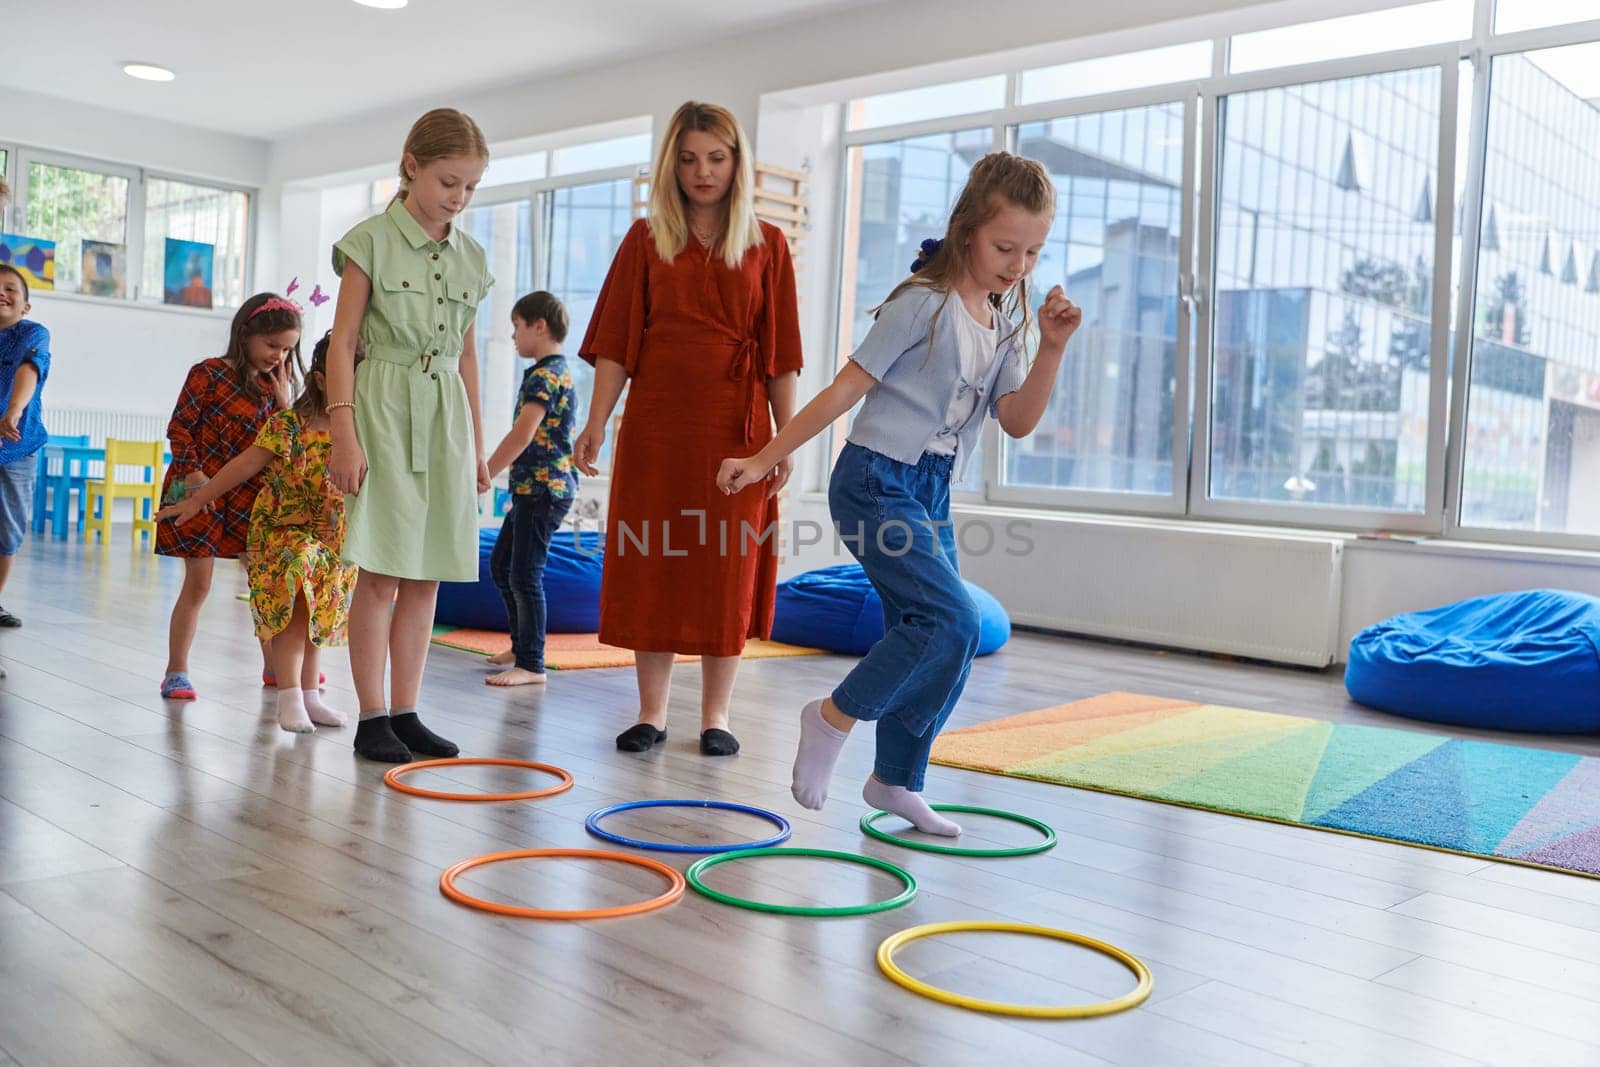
[575,101,802,757]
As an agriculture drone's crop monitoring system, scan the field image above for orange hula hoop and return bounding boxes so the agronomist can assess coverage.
[383,757,575,802]
[439,848,686,920]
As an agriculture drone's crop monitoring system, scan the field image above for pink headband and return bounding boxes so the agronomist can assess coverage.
[248,296,302,320]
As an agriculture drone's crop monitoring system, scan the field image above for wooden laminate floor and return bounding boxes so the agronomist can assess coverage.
[2,536,1598,1066]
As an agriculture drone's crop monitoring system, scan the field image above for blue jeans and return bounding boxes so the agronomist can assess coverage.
[489,491,571,673]
[828,443,981,791]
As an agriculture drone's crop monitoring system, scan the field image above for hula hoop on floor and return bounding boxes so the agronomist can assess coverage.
[439,848,685,920]
[586,799,793,853]
[876,921,1153,1018]
[685,847,916,916]
[383,757,574,802]
[859,805,1057,857]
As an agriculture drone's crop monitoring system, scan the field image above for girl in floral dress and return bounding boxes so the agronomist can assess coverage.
[158,333,362,733]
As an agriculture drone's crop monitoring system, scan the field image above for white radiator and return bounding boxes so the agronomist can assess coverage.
[957,512,1345,667]
[48,407,168,448]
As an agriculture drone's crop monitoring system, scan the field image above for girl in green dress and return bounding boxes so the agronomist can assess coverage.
[326,108,495,763]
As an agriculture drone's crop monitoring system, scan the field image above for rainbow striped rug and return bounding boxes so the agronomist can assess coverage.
[932,692,1600,878]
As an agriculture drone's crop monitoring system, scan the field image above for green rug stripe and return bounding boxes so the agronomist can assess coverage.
[1153,720,1336,822]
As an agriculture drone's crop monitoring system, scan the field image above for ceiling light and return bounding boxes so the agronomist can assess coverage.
[123,63,175,82]
[352,0,408,8]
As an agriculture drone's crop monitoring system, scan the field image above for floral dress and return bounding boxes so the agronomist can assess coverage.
[244,411,357,646]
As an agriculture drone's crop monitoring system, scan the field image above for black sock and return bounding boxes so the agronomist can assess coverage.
[616,723,667,752]
[700,728,740,757]
[389,712,459,758]
[354,717,412,763]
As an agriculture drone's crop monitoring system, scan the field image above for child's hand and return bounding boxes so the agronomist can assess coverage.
[330,438,368,495]
[476,458,491,494]
[573,420,605,477]
[1038,286,1082,350]
[267,360,294,410]
[155,497,204,526]
[0,412,19,442]
[718,454,772,495]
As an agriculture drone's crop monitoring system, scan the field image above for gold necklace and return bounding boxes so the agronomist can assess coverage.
[690,219,718,246]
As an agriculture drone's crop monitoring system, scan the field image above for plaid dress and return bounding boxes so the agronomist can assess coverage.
[156,357,277,559]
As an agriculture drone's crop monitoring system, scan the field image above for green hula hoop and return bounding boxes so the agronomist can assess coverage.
[685,847,917,916]
[859,804,1058,857]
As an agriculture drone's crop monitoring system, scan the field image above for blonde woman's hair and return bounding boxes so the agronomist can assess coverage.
[882,152,1057,357]
[646,101,764,269]
[394,108,489,204]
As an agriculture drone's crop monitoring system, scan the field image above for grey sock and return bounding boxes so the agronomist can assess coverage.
[791,698,848,811]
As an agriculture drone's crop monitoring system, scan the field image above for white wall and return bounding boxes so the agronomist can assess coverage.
[7,91,272,420]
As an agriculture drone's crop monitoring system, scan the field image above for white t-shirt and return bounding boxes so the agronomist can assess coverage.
[926,296,1000,456]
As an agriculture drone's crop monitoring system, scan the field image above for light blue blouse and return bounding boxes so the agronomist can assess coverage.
[846,286,1027,480]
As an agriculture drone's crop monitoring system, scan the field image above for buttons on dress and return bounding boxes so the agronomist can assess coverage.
[401,280,410,288]
[437,297,444,304]
[434,273,441,280]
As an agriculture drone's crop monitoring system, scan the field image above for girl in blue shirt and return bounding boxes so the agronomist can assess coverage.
[718,152,1080,835]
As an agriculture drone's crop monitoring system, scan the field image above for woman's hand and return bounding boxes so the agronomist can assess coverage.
[573,420,606,477]
[267,359,295,410]
[717,453,773,495]
[766,455,793,498]
[330,437,368,495]
[1038,286,1083,351]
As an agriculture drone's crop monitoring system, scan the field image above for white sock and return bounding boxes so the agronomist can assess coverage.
[303,688,345,727]
[791,698,849,811]
[277,688,313,733]
[862,776,962,837]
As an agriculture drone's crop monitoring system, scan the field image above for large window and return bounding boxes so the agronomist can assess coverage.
[463,198,535,450]
[21,158,131,295]
[142,178,250,308]
[1205,67,1443,515]
[1459,41,1600,535]
[545,176,636,469]
[1005,103,1188,497]
[840,127,992,491]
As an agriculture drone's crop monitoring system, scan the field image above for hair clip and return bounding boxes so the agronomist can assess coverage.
[308,284,330,307]
[910,237,943,274]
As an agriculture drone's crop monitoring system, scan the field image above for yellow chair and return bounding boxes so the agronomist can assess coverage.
[84,438,164,548]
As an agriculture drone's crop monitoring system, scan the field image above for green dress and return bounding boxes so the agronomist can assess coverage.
[332,200,493,581]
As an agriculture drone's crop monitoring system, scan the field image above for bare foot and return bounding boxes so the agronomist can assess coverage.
[485,650,515,666]
[486,667,547,687]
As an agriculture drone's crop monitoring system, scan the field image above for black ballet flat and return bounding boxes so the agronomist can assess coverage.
[699,728,740,757]
[616,723,667,752]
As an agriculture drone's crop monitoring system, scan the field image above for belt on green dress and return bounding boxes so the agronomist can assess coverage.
[365,345,461,473]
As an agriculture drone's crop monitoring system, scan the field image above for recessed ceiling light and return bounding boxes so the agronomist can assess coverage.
[123,63,175,82]
[352,0,408,8]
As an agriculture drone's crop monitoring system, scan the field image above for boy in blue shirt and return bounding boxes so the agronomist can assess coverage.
[482,292,578,686]
[0,263,52,629]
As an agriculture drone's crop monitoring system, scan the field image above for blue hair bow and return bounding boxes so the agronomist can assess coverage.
[909,237,943,274]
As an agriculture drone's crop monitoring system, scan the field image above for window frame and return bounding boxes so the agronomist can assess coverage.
[137,169,256,309]
[1187,45,1462,535]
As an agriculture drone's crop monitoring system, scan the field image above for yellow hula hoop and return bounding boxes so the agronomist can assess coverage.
[876,921,1153,1019]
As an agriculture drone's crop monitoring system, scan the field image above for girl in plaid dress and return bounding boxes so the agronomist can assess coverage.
[157,293,298,701]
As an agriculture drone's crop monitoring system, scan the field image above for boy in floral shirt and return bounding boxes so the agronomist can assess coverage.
[483,292,577,686]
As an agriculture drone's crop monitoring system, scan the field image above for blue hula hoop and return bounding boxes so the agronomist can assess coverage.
[585,799,793,853]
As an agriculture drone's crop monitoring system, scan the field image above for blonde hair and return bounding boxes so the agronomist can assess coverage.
[394,108,489,204]
[882,152,1057,357]
[647,101,763,269]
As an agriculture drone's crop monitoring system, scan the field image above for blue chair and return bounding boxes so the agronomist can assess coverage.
[32,434,90,537]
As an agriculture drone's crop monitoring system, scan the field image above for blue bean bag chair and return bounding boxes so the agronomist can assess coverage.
[771,563,1010,656]
[435,527,604,633]
[1345,589,1600,733]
